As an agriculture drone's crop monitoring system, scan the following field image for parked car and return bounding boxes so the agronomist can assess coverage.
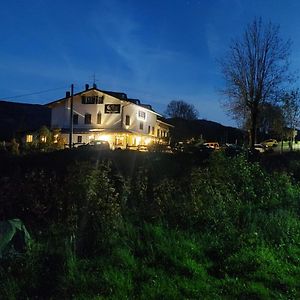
[261,139,278,148]
[137,145,148,152]
[87,140,110,150]
[254,144,265,153]
[73,142,86,148]
[203,142,220,150]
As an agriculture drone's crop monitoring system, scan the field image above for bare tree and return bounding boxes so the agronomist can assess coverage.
[220,18,292,148]
[165,100,199,120]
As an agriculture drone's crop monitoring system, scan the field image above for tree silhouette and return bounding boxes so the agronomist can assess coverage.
[165,100,198,120]
[220,18,292,148]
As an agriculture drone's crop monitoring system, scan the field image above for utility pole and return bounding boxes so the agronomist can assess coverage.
[69,84,74,148]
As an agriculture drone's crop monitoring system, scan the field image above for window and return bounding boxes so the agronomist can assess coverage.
[148,125,151,134]
[152,127,154,135]
[138,110,146,120]
[77,136,82,143]
[125,115,130,126]
[85,113,92,124]
[140,122,144,130]
[97,113,102,124]
[115,136,124,146]
[73,114,78,124]
[157,129,160,137]
[26,134,33,143]
[105,104,120,113]
[81,95,104,104]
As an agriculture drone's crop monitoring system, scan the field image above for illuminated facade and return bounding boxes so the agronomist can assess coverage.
[47,85,172,149]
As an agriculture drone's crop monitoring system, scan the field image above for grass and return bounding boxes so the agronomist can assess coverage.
[1,151,300,299]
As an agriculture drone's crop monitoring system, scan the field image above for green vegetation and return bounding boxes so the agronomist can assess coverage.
[0,150,300,299]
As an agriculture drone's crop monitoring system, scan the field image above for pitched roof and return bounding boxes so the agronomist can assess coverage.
[46,87,161,115]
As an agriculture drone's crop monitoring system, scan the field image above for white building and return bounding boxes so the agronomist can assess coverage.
[47,84,173,149]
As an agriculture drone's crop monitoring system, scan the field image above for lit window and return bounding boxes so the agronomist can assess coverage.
[97,113,101,124]
[116,136,124,146]
[53,134,58,143]
[26,134,33,143]
[41,136,47,143]
[85,113,92,124]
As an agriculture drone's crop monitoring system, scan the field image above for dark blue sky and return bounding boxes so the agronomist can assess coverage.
[1,0,300,126]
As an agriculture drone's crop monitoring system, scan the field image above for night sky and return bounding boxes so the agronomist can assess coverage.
[1,0,300,126]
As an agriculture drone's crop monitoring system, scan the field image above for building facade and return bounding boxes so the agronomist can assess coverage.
[47,84,173,149]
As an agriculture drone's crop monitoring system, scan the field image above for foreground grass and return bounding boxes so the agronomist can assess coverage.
[2,222,300,299]
[1,151,300,299]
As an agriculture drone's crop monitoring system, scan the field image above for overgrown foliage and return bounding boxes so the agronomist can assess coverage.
[1,151,300,299]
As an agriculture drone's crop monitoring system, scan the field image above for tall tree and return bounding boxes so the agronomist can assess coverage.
[165,100,199,120]
[220,18,292,148]
[281,89,300,148]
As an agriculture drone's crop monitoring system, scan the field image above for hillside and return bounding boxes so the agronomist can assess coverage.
[0,100,51,141]
[168,117,245,144]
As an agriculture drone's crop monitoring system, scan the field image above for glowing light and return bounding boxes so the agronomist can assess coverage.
[145,138,152,145]
[99,135,110,142]
[136,136,141,145]
[89,135,94,140]
[26,135,33,143]
[53,134,58,143]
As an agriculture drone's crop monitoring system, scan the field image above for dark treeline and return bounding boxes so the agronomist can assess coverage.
[1,149,300,299]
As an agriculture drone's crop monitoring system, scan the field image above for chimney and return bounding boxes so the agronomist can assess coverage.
[93,83,97,89]
[66,91,71,98]
[85,84,89,90]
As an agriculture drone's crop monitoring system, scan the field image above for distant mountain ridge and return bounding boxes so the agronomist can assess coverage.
[0,100,51,141]
[168,118,245,144]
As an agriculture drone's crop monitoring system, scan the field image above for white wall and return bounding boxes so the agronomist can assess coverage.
[122,104,157,135]
[50,90,159,136]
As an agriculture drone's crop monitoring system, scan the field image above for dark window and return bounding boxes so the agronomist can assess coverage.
[85,113,92,124]
[82,95,104,104]
[125,115,130,126]
[97,113,101,124]
[105,104,120,113]
[73,114,78,124]
[148,125,151,134]
[77,136,82,143]
[152,127,154,135]
[157,129,160,137]
[140,122,144,130]
[138,110,146,120]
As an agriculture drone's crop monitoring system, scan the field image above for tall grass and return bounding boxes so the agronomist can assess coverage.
[1,152,300,298]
